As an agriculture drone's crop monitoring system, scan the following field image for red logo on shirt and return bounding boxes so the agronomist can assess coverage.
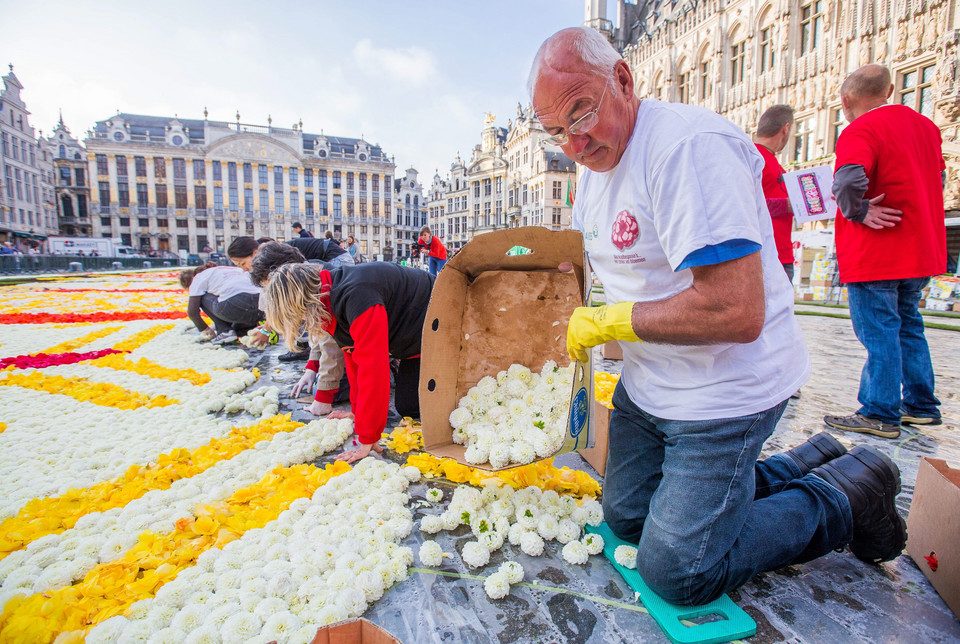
[611,210,639,250]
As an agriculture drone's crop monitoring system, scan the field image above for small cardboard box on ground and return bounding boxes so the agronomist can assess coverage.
[419,227,593,470]
[305,618,401,644]
[906,458,960,618]
[579,401,611,476]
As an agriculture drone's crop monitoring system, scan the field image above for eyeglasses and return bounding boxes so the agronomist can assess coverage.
[541,83,608,146]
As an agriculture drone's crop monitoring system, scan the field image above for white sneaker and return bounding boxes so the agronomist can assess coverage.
[211,330,238,345]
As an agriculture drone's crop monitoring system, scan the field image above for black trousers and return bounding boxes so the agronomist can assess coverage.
[199,293,262,335]
[394,357,421,418]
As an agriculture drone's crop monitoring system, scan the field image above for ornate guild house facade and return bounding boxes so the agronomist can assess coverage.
[588,0,959,215]
[85,113,396,256]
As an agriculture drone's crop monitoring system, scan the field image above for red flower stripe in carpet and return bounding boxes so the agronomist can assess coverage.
[0,349,127,370]
[0,311,188,325]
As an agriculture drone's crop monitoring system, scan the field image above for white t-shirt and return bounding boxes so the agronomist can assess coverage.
[188,266,260,302]
[573,100,809,420]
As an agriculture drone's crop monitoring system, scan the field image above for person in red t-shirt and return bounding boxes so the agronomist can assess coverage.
[824,64,945,439]
[754,105,797,282]
[418,226,448,275]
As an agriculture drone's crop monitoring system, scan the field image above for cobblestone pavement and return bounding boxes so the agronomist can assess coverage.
[252,313,960,643]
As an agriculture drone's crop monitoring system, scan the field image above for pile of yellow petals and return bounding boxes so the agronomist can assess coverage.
[110,324,175,352]
[0,415,304,559]
[383,418,423,454]
[594,372,620,410]
[41,326,122,355]
[0,372,177,409]
[0,461,351,643]
[0,422,6,434]
[406,453,601,499]
[86,353,211,386]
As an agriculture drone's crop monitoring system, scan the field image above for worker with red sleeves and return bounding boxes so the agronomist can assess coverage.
[261,261,435,463]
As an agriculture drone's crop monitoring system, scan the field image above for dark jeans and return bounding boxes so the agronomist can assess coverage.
[783,262,794,284]
[428,256,446,276]
[199,292,262,335]
[846,277,940,423]
[394,357,421,418]
[603,381,852,606]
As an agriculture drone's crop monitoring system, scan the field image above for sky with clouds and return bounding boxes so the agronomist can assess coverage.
[1,0,595,181]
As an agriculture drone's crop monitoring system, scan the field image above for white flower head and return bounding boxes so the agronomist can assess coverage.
[520,532,545,557]
[583,533,605,556]
[498,561,524,585]
[537,515,560,541]
[562,540,589,565]
[461,541,490,568]
[419,540,444,568]
[220,612,262,642]
[261,610,302,641]
[425,488,443,503]
[614,545,638,569]
[556,518,581,544]
[484,571,511,599]
[449,407,474,430]
[420,515,444,534]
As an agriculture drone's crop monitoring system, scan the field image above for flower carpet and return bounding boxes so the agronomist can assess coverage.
[0,271,615,644]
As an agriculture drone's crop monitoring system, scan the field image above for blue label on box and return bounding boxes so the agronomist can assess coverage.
[569,386,588,445]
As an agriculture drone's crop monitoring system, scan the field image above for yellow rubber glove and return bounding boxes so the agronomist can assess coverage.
[566,301,641,363]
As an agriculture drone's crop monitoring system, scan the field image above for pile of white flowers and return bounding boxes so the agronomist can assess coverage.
[483,561,525,599]
[0,417,354,608]
[223,386,280,418]
[448,362,574,468]
[85,458,417,644]
[418,481,604,595]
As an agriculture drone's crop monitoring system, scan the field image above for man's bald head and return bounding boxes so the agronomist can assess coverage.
[528,27,622,99]
[840,64,892,101]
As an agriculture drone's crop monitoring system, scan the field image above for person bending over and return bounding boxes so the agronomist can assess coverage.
[178,265,261,344]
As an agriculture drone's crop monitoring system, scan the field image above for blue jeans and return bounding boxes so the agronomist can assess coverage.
[846,278,940,423]
[603,382,852,606]
[428,256,446,275]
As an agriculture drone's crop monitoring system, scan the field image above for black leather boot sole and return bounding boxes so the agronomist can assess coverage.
[278,349,311,362]
[811,446,906,564]
[781,432,847,474]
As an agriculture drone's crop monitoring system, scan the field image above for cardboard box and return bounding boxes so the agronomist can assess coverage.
[303,618,401,644]
[906,458,960,618]
[579,400,611,476]
[419,227,593,471]
[800,292,814,301]
[601,341,623,361]
[953,302,960,312]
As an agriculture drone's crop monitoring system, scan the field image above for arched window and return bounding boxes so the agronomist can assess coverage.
[757,6,776,73]
[653,70,665,101]
[676,58,693,104]
[698,43,713,101]
[729,26,746,85]
[58,144,65,158]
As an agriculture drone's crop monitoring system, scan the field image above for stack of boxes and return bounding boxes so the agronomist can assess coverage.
[922,277,960,311]
[798,252,848,303]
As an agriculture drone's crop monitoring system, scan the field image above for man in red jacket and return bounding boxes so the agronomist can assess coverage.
[754,105,797,282]
[418,226,448,275]
[824,64,946,439]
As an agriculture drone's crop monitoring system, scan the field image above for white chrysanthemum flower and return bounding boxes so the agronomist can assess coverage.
[508,523,528,546]
[537,515,560,541]
[557,495,578,517]
[203,602,240,629]
[419,540,444,568]
[480,531,504,552]
[183,624,220,644]
[253,596,288,621]
[451,486,482,511]
[507,399,527,417]
[464,443,489,465]
[336,587,368,616]
[562,540,589,565]
[451,427,468,445]
[506,378,527,398]
[488,442,511,469]
[498,561,524,585]
[532,433,556,458]
[261,610,301,641]
[556,518,581,544]
[614,545,638,569]
[520,531,545,557]
[509,440,536,465]
[85,615,128,644]
[515,504,540,530]
[484,572,511,599]
[449,407,473,430]
[440,511,461,531]
[355,569,385,603]
[402,466,421,482]
[475,375,498,395]
[425,488,443,503]
[581,499,604,527]
[583,533,605,556]
[125,598,153,621]
[219,612,262,642]
[316,605,348,626]
[461,541,490,568]
[420,515,444,534]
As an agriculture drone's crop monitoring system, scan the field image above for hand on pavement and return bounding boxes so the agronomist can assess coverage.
[304,400,332,416]
[326,410,355,420]
[248,330,270,348]
[566,301,640,363]
[862,193,902,230]
[335,441,383,463]
[199,328,216,342]
[291,369,317,398]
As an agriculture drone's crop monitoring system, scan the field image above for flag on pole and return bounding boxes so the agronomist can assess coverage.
[566,179,575,207]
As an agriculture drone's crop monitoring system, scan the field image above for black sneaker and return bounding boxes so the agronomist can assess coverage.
[278,349,310,362]
[780,432,847,474]
[824,413,900,439]
[899,413,943,426]
[810,446,906,564]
